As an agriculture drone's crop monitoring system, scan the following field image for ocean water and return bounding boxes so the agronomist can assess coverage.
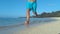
[0,18,57,27]
[0,18,26,26]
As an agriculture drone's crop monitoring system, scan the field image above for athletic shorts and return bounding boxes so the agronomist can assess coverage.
[26,2,37,12]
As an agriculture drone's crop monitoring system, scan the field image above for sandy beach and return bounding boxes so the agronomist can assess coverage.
[19,17,60,34]
[0,17,60,34]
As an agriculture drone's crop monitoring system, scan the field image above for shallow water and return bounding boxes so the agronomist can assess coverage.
[0,18,57,29]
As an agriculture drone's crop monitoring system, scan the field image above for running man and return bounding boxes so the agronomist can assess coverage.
[25,0,38,25]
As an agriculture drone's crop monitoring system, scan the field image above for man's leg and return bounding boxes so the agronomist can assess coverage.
[25,9,30,25]
[32,7,38,16]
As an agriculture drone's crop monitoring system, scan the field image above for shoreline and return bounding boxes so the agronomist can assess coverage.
[0,17,60,34]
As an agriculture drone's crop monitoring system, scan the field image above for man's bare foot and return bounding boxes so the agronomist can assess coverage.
[25,21,29,25]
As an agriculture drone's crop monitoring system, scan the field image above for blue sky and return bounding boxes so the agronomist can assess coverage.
[0,0,60,18]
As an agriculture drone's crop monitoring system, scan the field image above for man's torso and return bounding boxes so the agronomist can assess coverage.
[28,0,36,2]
